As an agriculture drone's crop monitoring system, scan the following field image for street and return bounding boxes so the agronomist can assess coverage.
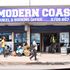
[0,64,70,70]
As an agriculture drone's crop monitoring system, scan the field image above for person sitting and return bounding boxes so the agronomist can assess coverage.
[23,42,30,56]
[16,44,23,56]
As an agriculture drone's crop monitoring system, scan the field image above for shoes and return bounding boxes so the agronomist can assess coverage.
[35,58,38,61]
[30,58,32,60]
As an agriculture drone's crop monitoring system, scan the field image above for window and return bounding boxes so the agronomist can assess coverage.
[0,32,12,42]
[14,33,27,44]
[31,33,40,44]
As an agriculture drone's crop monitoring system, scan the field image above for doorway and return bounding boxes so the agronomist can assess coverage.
[14,32,27,51]
[30,33,40,52]
[41,33,59,52]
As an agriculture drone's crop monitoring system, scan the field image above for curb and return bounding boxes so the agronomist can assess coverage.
[0,61,70,65]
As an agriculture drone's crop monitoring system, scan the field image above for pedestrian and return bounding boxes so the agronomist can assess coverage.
[1,36,6,57]
[30,39,37,60]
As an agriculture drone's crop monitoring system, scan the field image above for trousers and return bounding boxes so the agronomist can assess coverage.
[30,49,37,60]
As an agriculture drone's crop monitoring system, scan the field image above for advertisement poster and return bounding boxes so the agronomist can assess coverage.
[60,32,69,43]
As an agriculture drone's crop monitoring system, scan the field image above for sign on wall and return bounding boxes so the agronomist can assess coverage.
[60,32,69,43]
[0,8,70,22]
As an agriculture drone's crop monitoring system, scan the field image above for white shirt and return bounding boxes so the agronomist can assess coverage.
[33,40,37,50]
[33,40,36,46]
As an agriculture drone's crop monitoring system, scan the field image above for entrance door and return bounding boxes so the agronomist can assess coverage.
[43,33,51,52]
[31,33,40,52]
[42,33,58,52]
[14,33,27,51]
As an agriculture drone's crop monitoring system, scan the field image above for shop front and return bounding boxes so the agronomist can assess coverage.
[0,6,70,53]
[0,26,26,52]
[30,25,70,53]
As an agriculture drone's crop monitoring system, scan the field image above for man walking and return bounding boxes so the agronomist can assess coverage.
[30,39,37,60]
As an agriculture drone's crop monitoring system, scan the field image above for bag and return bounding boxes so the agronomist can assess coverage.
[12,51,16,56]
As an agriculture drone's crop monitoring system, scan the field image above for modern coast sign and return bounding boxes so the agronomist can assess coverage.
[0,8,70,22]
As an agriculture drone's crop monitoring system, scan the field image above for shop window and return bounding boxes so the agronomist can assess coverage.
[0,32,12,42]
[60,32,69,47]
[31,33,40,44]
[31,33,40,52]
[14,33,27,45]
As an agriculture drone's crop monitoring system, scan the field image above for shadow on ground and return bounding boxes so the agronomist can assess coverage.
[26,62,70,65]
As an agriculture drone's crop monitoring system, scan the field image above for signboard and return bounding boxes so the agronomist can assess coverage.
[60,32,69,43]
[0,8,70,22]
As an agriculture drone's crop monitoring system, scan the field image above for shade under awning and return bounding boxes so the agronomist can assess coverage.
[0,26,24,32]
[31,26,70,33]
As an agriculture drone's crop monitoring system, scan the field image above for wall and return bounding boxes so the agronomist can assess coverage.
[0,0,70,6]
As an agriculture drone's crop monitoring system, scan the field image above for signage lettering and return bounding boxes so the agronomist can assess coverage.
[0,8,70,22]
[42,8,70,17]
[0,9,39,18]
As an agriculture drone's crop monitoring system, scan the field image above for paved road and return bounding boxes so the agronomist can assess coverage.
[0,65,70,70]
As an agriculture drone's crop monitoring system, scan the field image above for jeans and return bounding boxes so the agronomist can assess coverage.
[30,49,37,60]
[3,47,5,57]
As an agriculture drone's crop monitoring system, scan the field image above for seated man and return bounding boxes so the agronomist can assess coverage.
[16,45,23,56]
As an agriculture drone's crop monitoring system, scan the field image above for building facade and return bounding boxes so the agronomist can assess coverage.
[0,6,70,53]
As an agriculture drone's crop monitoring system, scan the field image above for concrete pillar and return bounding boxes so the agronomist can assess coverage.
[42,33,44,52]
[12,32,14,51]
[26,25,30,46]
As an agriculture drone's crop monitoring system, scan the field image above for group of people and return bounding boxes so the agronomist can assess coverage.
[16,39,38,60]
[0,36,38,60]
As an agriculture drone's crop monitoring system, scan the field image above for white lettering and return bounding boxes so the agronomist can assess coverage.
[51,17,69,21]
[49,9,55,17]
[0,18,10,22]
[14,18,29,21]
[64,8,70,17]
[25,9,31,17]
[32,9,39,17]
[0,11,2,16]
[0,8,70,18]
[30,18,42,21]
[42,9,48,17]
[12,9,18,17]
[19,9,24,17]
[56,9,63,17]
[2,10,6,17]
[6,9,11,17]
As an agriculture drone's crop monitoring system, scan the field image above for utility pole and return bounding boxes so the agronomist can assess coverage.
[29,0,31,6]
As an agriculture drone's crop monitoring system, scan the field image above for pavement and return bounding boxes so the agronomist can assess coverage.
[0,53,70,69]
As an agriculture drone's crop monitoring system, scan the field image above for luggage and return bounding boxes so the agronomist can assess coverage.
[12,51,16,56]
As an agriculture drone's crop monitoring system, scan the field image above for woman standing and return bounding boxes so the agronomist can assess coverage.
[1,36,6,57]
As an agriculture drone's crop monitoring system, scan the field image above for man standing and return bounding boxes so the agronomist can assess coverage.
[30,39,37,60]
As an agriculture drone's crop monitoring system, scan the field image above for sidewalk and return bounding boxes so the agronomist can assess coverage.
[0,53,70,65]
[0,53,70,64]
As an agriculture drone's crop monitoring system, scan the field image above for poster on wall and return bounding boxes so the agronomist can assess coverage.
[9,35,12,40]
[60,32,69,43]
